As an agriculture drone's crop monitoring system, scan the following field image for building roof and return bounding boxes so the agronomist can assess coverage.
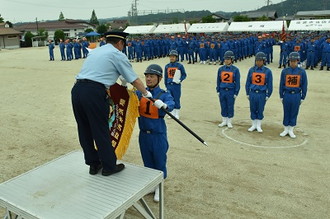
[241,11,278,20]
[296,10,330,17]
[0,27,22,36]
[14,19,95,31]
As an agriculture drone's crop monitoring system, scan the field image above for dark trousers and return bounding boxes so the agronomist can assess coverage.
[71,80,117,171]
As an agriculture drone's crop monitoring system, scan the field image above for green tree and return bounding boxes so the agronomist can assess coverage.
[256,15,270,21]
[233,15,251,22]
[54,30,65,43]
[97,24,108,34]
[37,29,48,41]
[0,14,4,23]
[89,10,99,25]
[201,15,216,23]
[24,31,34,47]
[58,12,65,21]
[85,28,94,33]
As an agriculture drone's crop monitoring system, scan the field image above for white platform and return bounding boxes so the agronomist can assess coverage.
[0,151,164,219]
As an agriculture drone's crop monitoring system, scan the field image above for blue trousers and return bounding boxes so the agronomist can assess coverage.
[282,93,301,126]
[71,80,117,171]
[249,91,266,120]
[60,49,66,60]
[166,83,181,109]
[306,51,315,67]
[49,50,54,60]
[139,131,169,178]
[321,52,330,67]
[279,52,288,66]
[218,89,235,118]
[199,49,207,61]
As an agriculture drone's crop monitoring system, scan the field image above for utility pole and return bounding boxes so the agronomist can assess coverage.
[35,17,39,32]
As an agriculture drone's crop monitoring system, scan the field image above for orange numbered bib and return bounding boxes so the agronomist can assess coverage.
[252,72,266,85]
[200,43,204,48]
[294,46,301,51]
[139,98,159,119]
[167,67,177,79]
[221,71,234,83]
[210,43,215,49]
[285,74,301,87]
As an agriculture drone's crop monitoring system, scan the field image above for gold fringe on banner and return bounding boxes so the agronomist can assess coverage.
[115,88,139,159]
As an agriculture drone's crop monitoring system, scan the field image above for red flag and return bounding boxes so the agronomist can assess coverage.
[280,20,286,41]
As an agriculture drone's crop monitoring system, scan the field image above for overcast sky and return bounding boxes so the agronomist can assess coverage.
[1,0,284,23]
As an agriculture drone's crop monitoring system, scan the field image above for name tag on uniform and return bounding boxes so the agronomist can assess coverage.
[252,72,266,85]
[221,71,234,83]
[167,67,177,79]
[285,74,301,87]
[139,98,159,119]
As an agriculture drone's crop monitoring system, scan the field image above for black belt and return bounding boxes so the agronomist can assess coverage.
[76,79,104,87]
[251,90,265,93]
[221,88,231,91]
[286,90,300,94]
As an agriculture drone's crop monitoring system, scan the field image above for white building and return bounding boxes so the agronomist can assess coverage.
[15,19,95,40]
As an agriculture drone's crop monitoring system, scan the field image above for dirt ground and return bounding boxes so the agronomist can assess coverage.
[0,45,329,219]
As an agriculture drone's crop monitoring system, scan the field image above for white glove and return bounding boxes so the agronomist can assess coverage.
[280,98,283,103]
[265,96,269,101]
[153,100,167,109]
[246,95,249,100]
[233,95,237,99]
[174,79,181,84]
[300,99,304,104]
[119,75,127,87]
[142,91,152,98]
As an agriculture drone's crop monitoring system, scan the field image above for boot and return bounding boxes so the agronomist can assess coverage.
[283,64,286,68]
[218,117,227,127]
[311,66,314,70]
[256,119,263,133]
[227,118,233,128]
[175,109,180,119]
[327,67,330,71]
[154,187,159,202]
[320,66,324,71]
[278,64,282,68]
[288,126,296,138]
[248,120,257,132]
[280,126,289,137]
[305,66,309,70]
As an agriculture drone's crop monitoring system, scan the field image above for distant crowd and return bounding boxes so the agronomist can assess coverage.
[47,31,330,70]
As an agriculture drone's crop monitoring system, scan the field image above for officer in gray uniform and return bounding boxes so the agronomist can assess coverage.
[71,31,152,176]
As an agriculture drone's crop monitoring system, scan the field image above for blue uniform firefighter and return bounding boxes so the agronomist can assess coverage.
[245,52,273,133]
[164,50,187,119]
[279,52,308,138]
[59,39,66,61]
[306,38,316,70]
[82,37,89,58]
[216,51,240,128]
[320,36,330,71]
[278,39,290,68]
[66,39,73,61]
[136,64,175,202]
[48,40,55,61]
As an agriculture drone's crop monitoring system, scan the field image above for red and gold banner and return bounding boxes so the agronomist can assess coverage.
[107,83,139,159]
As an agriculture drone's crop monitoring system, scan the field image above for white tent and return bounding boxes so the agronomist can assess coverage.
[288,19,330,31]
[124,25,156,34]
[187,23,229,33]
[153,23,190,34]
[227,21,287,32]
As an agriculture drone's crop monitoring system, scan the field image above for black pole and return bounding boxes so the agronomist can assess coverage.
[149,98,208,146]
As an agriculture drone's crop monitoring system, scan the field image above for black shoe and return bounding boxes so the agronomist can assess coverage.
[305,66,309,70]
[89,164,102,175]
[102,164,125,176]
[311,67,314,70]
[327,67,330,71]
[278,65,282,68]
[320,66,324,71]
